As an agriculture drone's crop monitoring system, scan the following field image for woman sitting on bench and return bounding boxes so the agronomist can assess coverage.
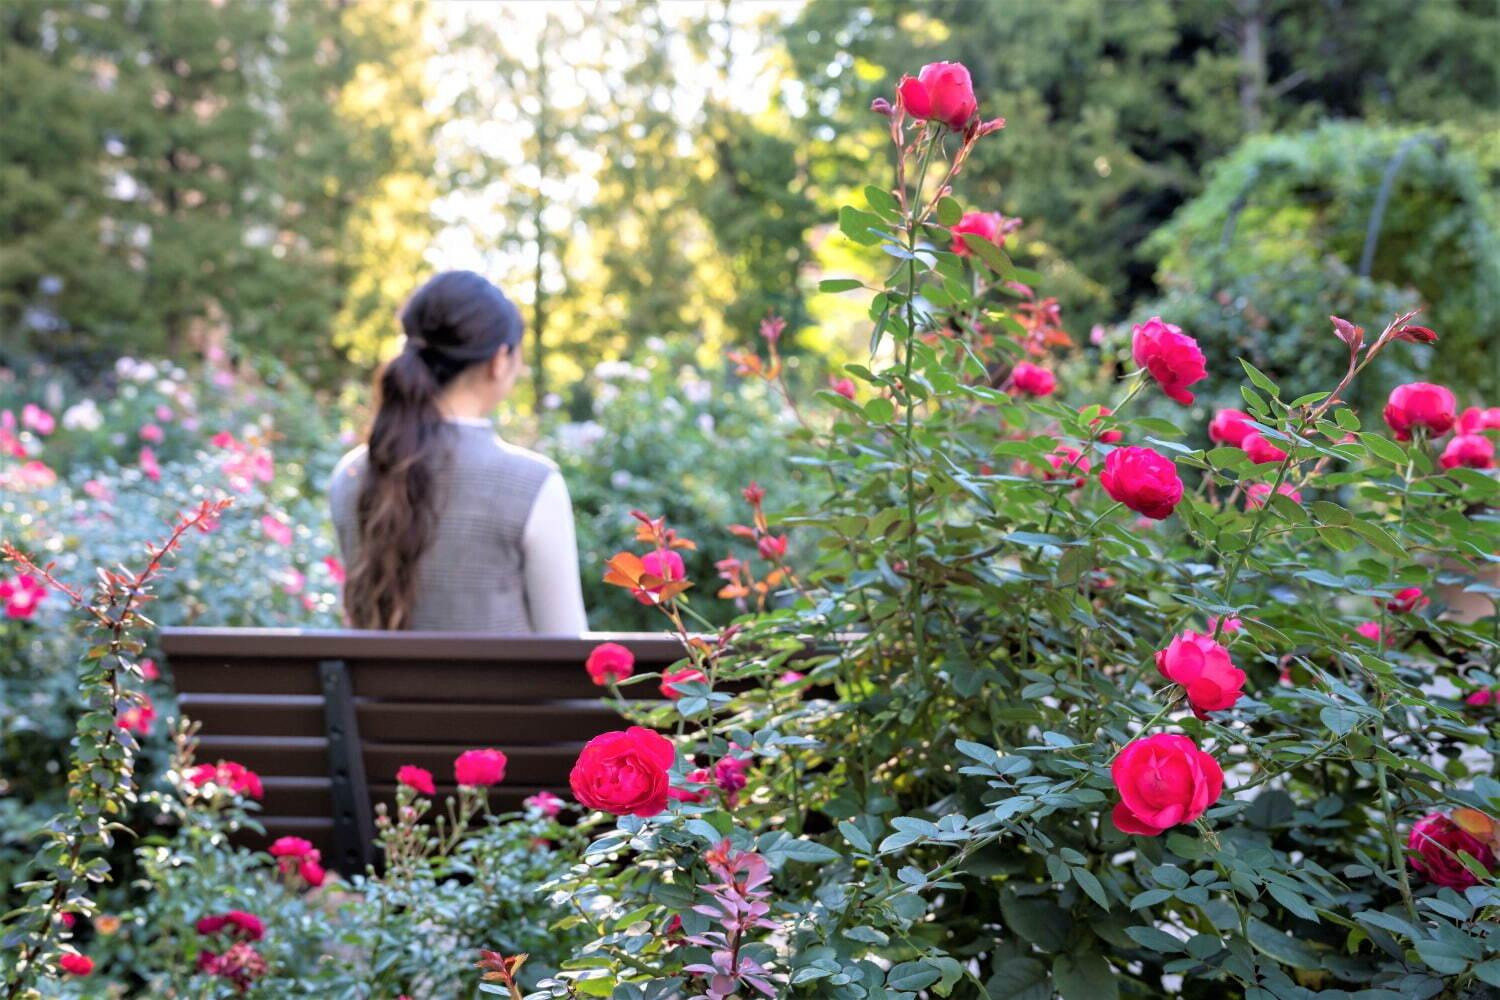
[329,270,588,634]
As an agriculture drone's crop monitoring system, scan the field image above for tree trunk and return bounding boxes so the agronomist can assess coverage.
[1236,0,1267,135]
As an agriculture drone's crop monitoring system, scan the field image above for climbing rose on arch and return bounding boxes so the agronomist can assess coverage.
[1111,734,1224,836]
[1132,316,1206,405]
[1100,446,1183,520]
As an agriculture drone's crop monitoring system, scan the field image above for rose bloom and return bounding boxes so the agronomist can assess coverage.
[1457,405,1500,434]
[949,211,1004,256]
[21,403,55,435]
[1132,317,1206,405]
[779,670,806,685]
[324,555,346,584]
[83,479,114,502]
[1208,409,1256,447]
[828,376,856,400]
[117,696,156,735]
[635,548,686,605]
[1383,382,1456,441]
[1083,406,1123,444]
[196,911,265,942]
[186,761,263,799]
[1240,432,1288,465]
[668,767,712,804]
[59,954,93,976]
[396,764,436,796]
[1111,733,1224,837]
[1,573,47,619]
[453,748,508,787]
[1206,615,1241,635]
[896,61,977,129]
[1355,621,1392,646]
[1100,446,1183,520]
[1244,482,1302,509]
[569,726,676,817]
[1440,433,1495,470]
[524,790,565,817]
[660,666,708,700]
[139,446,161,481]
[1010,363,1056,397]
[139,422,164,443]
[1408,812,1497,890]
[1385,587,1429,614]
[1156,631,1246,719]
[1044,446,1091,488]
[585,642,635,685]
[1466,688,1498,709]
[260,515,292,547]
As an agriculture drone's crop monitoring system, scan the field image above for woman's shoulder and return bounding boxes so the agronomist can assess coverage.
[328,445,369,497]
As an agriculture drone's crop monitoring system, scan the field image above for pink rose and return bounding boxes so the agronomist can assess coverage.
[757,534,788,560]
[1,573,47,619]
[896,62,978,129]
[1207,615,1241,635]
[1083,406,1123,444]
[1100,446,1183,520]
[585,642,635,686]
[635,549,686,605]
[1456,406,1500,434]
[714,755,750,795]
[59,954,93,977]
[1209,409,1256,447]
[260,516,292,547]
[828,376,856,400]
[524,790,565,817]
[660,666,708,701]
[139,446,161,481]
[185,761,263,798]
[117,696,156,736]
[949,211,1017,256]
[453,748,507,787]
[1466,689,1498,709]
[778,670,806,685]
[1111,733,1223,836]
[1044,446,1091,488]
[1355,621,1392,646]
[83,479,114,502]
[1010,363,1056,397]
[569,726,676,817]
[1383,382,1456,441]
[1241,432,1288,465]
[396,765,436,796]
[21,403,55,435]
[1132,317,1206,405]
[1440,433,1495,470]
[1244,482,1302,509]
[1408,813,1497,890]
[1156,631,1246,719]
[324,556,345,584]
[139,423,164,444]
[1385,587,1429,614]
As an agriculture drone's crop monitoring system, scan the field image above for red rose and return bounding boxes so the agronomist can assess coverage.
[1240,432,1287,465]
[949,211,1010,256]
[828,376,856,400]
[196,910,265,942]
[453,748,508,787]
[1385,587,1429,614]
[1244,482,1301,509]
[59,954,93,976]
[1156,631,1246,719]
[1440,433,1495,470]
[298,859,326,887]
[1100,446,1183,520]
[585,642,635,686]
[569,726,676,817]
[1010,363,1056,397]
[660,666,707,700]
[1383,382,1456,441]
[186,761,263,799]
[1044,446,1091,488]
[1111,733,1223,836]
[1408,812,1497,890]
[1083,406,1123,444]
[1208,409,1255,447]
[0,573,46,619]
[896,62,978,129]
[1132,317,1206,405]
[1355,621,1392,646]
[396,764,436,796]
[1467,689,1498,709]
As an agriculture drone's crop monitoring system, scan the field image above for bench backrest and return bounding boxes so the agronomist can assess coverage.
[160,627,686,872]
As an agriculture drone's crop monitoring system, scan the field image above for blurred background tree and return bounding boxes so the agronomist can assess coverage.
[2,0,1496,402]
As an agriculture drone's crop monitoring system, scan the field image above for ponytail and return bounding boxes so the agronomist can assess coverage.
[343,270,524,630]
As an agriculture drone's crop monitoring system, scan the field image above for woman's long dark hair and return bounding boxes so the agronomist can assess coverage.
[345,271,523,630]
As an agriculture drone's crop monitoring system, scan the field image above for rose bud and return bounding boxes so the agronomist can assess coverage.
[895,61,978,130]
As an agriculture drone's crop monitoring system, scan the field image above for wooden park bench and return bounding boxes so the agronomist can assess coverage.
[160,627,689,873]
